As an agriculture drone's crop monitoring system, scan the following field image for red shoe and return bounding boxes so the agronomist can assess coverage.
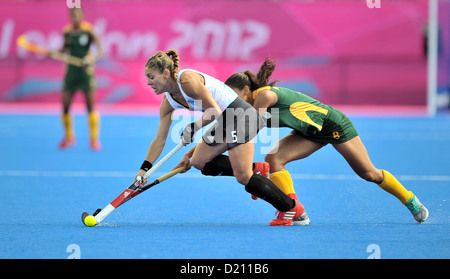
[269,194,305,226]
[253,162,269,177]
[251,162,270,200]
[90,139,102,152]
[59,137,76,149]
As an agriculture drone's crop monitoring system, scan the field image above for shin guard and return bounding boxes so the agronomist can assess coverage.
[245,173,295,212]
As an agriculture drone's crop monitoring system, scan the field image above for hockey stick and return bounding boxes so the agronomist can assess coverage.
[17,34,84,67]
[81,165,189,226]
[82,142,184,226]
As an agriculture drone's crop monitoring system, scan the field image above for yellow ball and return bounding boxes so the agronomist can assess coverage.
[84,215,96,227]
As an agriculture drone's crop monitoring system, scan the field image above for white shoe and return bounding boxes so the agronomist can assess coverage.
[405,196,429,224]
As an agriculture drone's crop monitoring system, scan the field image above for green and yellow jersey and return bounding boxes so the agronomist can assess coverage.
[253,86,358,144]
[62,21,95,92]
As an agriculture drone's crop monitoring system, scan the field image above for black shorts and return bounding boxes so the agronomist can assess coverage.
[203,97,266,150]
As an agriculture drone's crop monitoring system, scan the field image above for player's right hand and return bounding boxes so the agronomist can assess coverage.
[134,169,148,187]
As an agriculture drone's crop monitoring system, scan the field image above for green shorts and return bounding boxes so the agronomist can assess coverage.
[63,66,96,93]
[291,107,358,144]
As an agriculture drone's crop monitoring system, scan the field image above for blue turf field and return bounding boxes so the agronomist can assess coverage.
[0,113,449,259]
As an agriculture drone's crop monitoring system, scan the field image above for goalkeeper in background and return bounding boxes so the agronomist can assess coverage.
[57,7,103,151]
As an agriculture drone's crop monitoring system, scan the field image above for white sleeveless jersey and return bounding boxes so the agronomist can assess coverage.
[164,69,237,112]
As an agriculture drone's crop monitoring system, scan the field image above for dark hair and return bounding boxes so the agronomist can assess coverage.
[70,7,84,15]
[145,49,180,81]
[225,57,278,91]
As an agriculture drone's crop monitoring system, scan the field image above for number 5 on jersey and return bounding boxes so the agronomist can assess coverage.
[231,131,238,143]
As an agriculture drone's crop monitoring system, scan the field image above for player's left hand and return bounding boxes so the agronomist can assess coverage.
[82,55,96,67]
[172,155,192,173]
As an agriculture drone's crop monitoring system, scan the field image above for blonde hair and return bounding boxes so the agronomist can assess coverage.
[145,49,180,81]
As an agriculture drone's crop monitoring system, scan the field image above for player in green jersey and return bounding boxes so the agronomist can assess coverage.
[225,58,429,224]
[58,7,103,151]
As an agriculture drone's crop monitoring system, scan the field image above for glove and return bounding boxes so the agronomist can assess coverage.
[181,122,200,144]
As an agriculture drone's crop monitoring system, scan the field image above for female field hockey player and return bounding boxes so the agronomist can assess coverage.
[57,7,103,151]
[134,49,307,226]
[224,57,429,224]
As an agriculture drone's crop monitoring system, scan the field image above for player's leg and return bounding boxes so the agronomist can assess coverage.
[200,153,269,178]
[265,132,325,199]
[227,140,303,224]
[193,97,302,225]
[232,141,307,226]
[79,67,101,151]
[191,139,265,185]
[264,133,323,225]
[83,87,101,151]
[332,136,383,183]
[333,136,428,223]
[332,136,411,199]
[191,140,301,226]
[59,89,76,149]
[190,140,228,171]
[226,139,254,185]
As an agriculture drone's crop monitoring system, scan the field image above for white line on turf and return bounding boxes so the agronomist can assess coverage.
[1,170,450,182]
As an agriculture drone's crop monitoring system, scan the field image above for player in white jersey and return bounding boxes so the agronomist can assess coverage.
[134,49,305,226]
[165,69,236,112]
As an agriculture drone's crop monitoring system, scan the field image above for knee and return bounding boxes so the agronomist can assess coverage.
[234,169,252,186]
[190,156,205,171]
[358,169,383,184]
[265,153,284,172]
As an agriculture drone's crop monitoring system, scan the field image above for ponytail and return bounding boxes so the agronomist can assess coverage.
[256,57,278,88]
[145,49,180,81]
[225,57,278,91]
[165,49,179,81]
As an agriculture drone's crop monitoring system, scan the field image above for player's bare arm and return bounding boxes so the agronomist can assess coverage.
[86,29,103,64]
[134,97,174,184]
[179,71,222,128]
[173,146,196,172]
[252,89,278,116]
[145,96,174,164]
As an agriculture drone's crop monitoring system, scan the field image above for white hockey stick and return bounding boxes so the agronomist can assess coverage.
[87,142,184,225]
